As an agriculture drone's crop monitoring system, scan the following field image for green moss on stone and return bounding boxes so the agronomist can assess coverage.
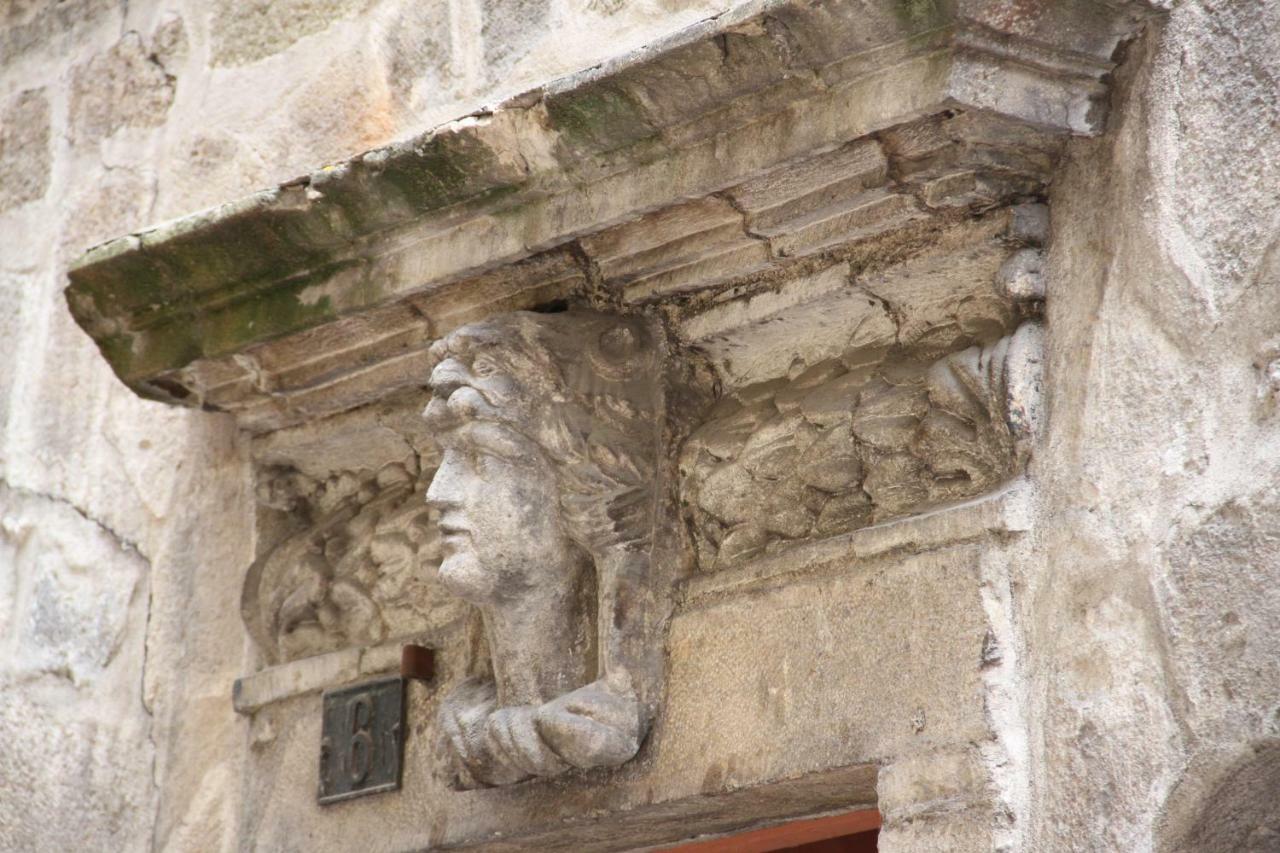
[377,134,522,215]
[545,85,658,154]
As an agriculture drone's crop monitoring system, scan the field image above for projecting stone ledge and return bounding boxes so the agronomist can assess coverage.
[65,0,1160,419]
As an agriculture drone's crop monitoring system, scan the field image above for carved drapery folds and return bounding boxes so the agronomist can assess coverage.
[422,309,700,788]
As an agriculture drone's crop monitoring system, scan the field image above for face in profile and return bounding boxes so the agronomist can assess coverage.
[424,357,576,606]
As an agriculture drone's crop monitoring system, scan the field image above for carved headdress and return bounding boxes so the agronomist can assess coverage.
[424,310,660,556]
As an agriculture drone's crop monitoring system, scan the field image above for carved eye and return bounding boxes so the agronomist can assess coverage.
[471,356,498,378]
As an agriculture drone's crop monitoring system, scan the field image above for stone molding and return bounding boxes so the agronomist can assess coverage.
[65,0,1155,431]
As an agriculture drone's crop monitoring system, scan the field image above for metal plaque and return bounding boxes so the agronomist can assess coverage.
[318,676,405,804]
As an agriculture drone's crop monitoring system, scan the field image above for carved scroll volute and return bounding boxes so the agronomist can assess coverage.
[423,309,703,788]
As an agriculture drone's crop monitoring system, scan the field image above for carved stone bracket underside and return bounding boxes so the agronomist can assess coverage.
[62,0,1155,798]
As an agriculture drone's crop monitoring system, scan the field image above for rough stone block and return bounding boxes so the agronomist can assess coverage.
[0,88,50,213]
[657,545,995,791]
[209,0,370,66]
[69,30,176,145]
[481,0,552,76]
[0,487,154,852]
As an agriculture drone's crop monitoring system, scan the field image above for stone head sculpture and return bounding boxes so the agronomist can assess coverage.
[423,309,678,787]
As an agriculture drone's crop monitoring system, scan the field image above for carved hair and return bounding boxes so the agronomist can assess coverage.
[423,310,659,558]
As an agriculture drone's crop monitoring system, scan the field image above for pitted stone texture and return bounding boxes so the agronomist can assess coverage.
[0,88,50,213]
[1163,483,1280,748]
[1150,1,1280,314]
[1025,8,1280,850]
[69,29,176,145]
[209,0,372,66]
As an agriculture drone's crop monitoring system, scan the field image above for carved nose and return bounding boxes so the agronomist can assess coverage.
[425,457,460,508]
[424,471,448,509]
[430,358,470,398]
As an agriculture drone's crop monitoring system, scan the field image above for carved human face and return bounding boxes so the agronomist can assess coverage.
[426,411,576,605]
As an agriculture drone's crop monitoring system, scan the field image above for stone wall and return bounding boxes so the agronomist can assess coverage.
[2,1,1279,851]
[0,2,738,850]
[1030,5,1280,849]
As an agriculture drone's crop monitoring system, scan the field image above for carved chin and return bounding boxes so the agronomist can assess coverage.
[437,552,495,602]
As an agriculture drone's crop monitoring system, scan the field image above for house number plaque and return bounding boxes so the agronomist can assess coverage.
[318,676,405,804]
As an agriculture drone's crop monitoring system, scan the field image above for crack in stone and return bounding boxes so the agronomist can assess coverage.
[1,478,144,556]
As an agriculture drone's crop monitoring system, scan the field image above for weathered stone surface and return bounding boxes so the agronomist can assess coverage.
[60,167,156,256]
[63,0,1147,412]
[0,0,117,71]
[228,535,991,851]
[1020,6,1280,849]
[209,0,371,66]
[1163,483,1280,749]
[14,0,1280,851]
[422,310,707,787]
[481,0,553,76]
[0,88,50,212]
[69,30,176,145]
[243,460,458,663]
[0,486,154,853]
[682,304,1042,570]
[581,196,770,300]
[379,0,454,113]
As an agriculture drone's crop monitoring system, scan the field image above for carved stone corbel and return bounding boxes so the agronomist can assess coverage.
[421,309,704,787]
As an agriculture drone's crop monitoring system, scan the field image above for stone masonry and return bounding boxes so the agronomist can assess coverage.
[3,1,1280,851]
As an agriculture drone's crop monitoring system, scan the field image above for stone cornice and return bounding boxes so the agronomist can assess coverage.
[65,0,1158,428]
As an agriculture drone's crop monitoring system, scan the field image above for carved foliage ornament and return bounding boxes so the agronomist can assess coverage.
[423,309,694,787]
[681,322,1044,569]
[243,462,458,664]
